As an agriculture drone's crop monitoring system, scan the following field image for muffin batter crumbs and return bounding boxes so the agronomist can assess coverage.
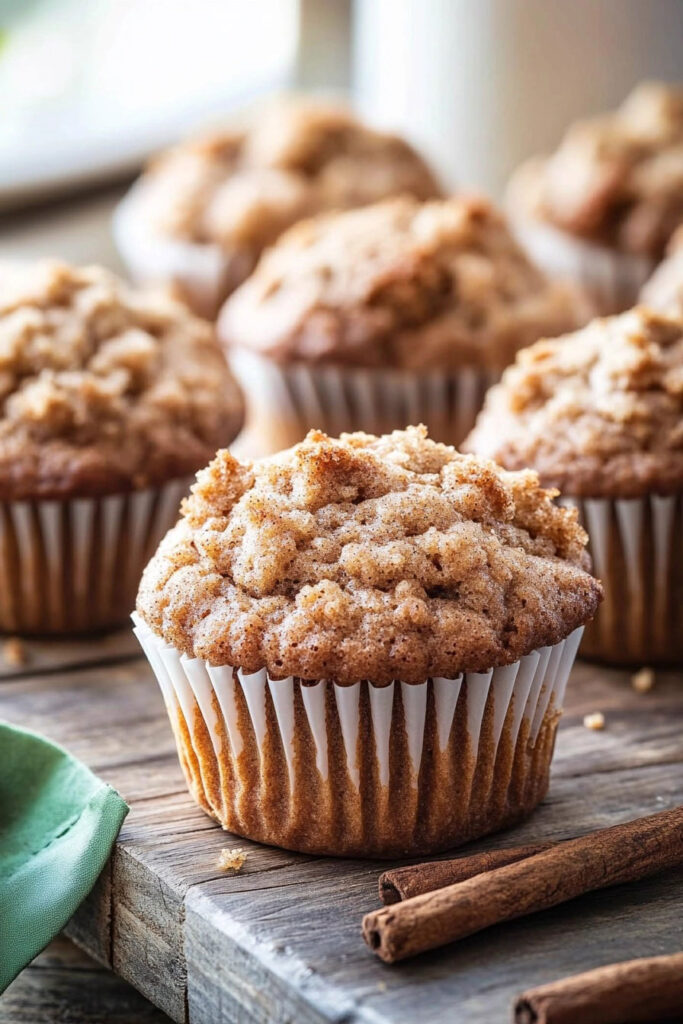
[219,195,589,370]
[508,81,683,258]
[137,426,600,684]
[464,307,683,498]
[0,260,244,499]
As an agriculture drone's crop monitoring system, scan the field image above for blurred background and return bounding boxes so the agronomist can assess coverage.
[1,0,683,259]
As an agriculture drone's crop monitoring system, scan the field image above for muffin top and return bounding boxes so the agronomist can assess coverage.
[134,96,441,254]
[137,426,600,683]
[464,307,683,498]
[0,260,244,500]
[219,195,589,370]
[507,82,683,258]
[640,224,683,314]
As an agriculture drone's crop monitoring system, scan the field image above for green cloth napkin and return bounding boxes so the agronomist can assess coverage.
[0,722,128,991]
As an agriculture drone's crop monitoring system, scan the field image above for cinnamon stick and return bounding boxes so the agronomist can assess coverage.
[379,842,553,904]
[362,806,683,963]
[514,952,683,1024]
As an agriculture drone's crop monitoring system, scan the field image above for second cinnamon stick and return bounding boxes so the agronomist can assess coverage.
[379,842,553,904]
[363,806,683,963]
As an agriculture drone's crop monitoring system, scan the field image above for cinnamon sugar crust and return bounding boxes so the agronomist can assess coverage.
[219,195,589,370]
[464,308,683,498]
[137,426,601,683]
[137,96,441,252]
[507,82,683,258]
[0,260,244,500]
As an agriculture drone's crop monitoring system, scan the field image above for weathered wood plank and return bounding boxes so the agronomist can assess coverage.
[0,937,169,1024]
[0,629,141,681]
[2,649,681,1024]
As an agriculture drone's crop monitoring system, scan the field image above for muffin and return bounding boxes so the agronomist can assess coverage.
[113,96,442,319]
[134,426,600,857]
[640,224,683,314]
[219,194,589,454]
[464,307,683,666]
[507,82,683,312]
[0,260,244,634]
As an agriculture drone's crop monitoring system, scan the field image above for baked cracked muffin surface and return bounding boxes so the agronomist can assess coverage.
[507,81,683,258]
[219,195,589,370]
[0,260,244,500]
[137,426,601,683]
[133,96,440,252]
[464,307,683,498]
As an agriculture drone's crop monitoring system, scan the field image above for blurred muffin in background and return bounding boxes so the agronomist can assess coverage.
[113,96,442,320]
[507,82,683,313]
[0,260,243,635]
[464,307,683,666]
[134,425,600,856]
[640,224,683,315]
[218,194,590,454]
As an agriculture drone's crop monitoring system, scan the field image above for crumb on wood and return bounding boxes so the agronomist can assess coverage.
[217,847,247,874]
[583,711,605,731]
[377,981,387,993]
[2,637,26,667]
[631,667,655,693]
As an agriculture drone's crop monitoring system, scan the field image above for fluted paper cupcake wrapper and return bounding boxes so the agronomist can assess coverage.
[230,348,500,455]
[133,616,583,857]
[511,217,653,314]
[559,493,683,665]
[0,480,190,635]
[113,185,251,320]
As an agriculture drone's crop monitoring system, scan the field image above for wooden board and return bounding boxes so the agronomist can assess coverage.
[1,642,682,1024]
[0,937,169,1024]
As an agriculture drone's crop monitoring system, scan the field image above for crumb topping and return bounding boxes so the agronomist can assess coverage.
[507,82,683,257]
[139,97,441,253]
[0,260,243,499]
[464,307,683,497]
[219,195,589,369]
[137,426,601,683]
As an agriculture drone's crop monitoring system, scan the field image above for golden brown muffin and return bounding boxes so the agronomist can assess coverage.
[135,426,600,856]
[219,194,589,371]
[464,308,683,499]
[640,224,683,314]
[0,260,244,501]
[464,308,683,666]
[137,425,600,682]
[508,82,683,259]
[115,96,442,317]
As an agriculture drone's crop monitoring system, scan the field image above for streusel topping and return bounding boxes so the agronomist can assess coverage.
[137,426,600,683]
[507,82,683,257]
[219,195,589,369]
[138,97,441,251]
[464,308,683,497]
[0,260,243,499]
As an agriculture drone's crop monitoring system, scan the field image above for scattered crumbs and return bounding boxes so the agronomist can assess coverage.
[377,981,387,993]
[2,637,26,667]
[217,847,247,874]
[632,667,655,693]
[583,711,605,731]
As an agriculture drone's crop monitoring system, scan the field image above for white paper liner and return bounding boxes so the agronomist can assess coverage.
[133,616,583,857]
[559,493,682,665]
[511,217,653,314]
[230,348,500,456]
[113,183,252,319]
[0,479,190,635]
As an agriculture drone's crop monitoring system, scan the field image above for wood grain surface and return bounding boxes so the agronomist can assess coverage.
[1,642,681,1024]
